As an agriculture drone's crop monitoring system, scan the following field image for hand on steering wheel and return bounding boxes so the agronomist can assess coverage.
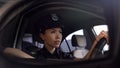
[84,31,109,60]
[95,31,109,44]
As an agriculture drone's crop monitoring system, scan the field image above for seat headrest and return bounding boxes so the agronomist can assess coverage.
[72,35,87,47]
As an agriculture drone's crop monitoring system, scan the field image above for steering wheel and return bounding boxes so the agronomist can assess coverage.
[90,37,107,59]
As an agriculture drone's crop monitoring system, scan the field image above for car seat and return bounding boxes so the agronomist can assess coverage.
[71,35,88,59]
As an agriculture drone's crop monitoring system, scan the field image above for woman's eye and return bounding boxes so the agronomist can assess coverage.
[59,31,62,34]
[51,31,55,33]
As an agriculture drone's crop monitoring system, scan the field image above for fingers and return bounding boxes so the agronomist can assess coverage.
[95,31,109,44]
[101,31,108,38]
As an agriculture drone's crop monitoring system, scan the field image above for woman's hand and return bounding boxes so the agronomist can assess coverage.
[84,30,109,60]
[95,31,109,44]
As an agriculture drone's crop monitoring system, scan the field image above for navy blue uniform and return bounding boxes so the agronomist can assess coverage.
[35,46,72,59]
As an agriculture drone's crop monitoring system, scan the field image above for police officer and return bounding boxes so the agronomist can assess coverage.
[34,13,70,59]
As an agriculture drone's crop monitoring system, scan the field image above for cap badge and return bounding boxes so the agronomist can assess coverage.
[51,14,59,21]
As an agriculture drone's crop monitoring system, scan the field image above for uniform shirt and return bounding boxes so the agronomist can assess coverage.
[35,46,72,59]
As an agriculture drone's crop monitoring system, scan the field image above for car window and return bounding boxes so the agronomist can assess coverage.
[60,29,84,53]
[93,25,108,35]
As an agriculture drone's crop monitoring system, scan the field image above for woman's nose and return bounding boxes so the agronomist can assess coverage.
[56,33,62,39]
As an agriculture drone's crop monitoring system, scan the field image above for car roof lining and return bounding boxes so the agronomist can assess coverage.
[21,2,106,38]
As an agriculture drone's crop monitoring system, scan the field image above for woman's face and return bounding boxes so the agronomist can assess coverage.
[40,28,62,48]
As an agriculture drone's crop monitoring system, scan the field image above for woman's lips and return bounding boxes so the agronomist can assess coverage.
[54,41,61,44]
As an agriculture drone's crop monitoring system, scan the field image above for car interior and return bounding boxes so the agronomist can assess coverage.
[0,0,111,67]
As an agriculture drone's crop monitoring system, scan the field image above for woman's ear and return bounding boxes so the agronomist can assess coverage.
[40,33,45,41]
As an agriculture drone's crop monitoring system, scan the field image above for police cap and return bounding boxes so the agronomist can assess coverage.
[37,13,64,33]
